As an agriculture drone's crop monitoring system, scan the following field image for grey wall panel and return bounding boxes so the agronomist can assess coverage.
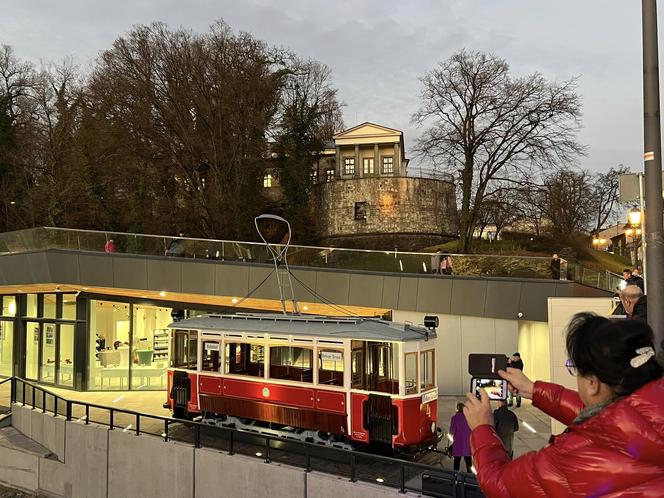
[112,257,148,290]
[396,277,418,311]
[289,269,317,304]
[315,272,350,305]
[484,280,522,320]
[214,264,249,297]
[415,277,452,313]
[181,261,215,296]
[46,252,80,284]
[0,254,37,285]
[146,259,182,293]
[381,276,400,309]
[248,266,281,300]
[79,254,114,287]
[28,252,53,284]
[450,279,487,317]
[518,282,555,322]
[348,273,384,308]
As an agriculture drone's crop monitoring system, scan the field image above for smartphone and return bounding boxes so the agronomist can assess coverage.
[471,377,508,400]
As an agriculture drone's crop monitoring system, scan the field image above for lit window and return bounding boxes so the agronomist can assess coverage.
[310,170,318,184]
[344,158,355,175]
[363,158,374,175]
[325,169,335,182]
[382,156,394,174]
[269,346,313,383]
[263,174,273,188]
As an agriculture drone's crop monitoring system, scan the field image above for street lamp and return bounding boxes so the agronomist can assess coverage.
[624,206,644,266]
[628,206,642,226]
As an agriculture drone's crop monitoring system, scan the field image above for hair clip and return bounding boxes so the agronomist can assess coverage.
[630,347,655,368]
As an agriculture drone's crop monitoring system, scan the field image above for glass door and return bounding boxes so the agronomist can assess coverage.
[25,322,40,380]
[58,324,75,387]
[40,323,56,384]
[0,321,13,377]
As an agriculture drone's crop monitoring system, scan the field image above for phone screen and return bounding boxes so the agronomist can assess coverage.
[472,378,507,400]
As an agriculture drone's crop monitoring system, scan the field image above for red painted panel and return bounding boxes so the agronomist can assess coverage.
[223,378,315,409]
[199,375,222,395]
[393,396,438,446]
[166,370,173,408]
[315,389,346,414]
[188,373,199,412]
[350,393,369,443]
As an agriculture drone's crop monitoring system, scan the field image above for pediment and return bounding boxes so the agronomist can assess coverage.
[333,122,402,140]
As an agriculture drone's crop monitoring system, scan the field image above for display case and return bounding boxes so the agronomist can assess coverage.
[153,329,170,362]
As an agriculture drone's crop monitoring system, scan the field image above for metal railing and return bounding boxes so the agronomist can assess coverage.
[8,377,485,498]
[0,226,616,291]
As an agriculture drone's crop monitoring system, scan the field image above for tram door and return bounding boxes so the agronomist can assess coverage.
[366,393,393,452]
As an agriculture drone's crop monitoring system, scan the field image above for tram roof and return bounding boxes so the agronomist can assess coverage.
[168,313,436,342]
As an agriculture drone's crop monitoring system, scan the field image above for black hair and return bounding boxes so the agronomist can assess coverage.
[456,402,464,412]
[623,268,632,274]
[566,313,663,396]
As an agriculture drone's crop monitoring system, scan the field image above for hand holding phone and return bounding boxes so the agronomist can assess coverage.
[471,377,508,400]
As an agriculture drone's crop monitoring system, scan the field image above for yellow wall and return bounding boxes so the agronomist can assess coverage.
[517,321,550,384]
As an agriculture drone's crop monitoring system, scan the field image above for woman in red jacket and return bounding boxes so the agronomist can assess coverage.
[464,313,664,498]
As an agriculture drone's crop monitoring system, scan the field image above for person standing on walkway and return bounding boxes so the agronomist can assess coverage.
[449,402,473,472]
[440,252,454,275]
[104,239,115,253]
[493,400,519,458]
[431,249,442,274]
[507,353,524,407]
[550,254,561,279]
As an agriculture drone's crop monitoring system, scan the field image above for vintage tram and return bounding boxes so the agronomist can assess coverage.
[166,313,440,452]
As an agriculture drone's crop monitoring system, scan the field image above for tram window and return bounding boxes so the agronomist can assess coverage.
[225,343,264,377]
[351,342,365,389]
[173,330,196,369]
[318,349,344,386]
[367,342,399,394]
[420,350,435,390]
[188,332,198,369]
[201,341,221,372]
[270,346,313,383]
[405,353,418,394]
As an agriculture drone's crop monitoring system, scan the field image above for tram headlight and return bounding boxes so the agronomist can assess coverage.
[430,421,436,434]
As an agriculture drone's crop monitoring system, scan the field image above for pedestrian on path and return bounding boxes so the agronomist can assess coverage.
[493,399,519,458]
[449,402,473,472]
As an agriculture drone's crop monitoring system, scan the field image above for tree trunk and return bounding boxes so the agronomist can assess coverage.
[459,157,474,253]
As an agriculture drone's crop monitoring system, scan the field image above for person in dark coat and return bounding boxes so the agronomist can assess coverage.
[493,399,519,458]
[507,353,524,407]
[449,402,473,472]
[550,254,561,280]
[620,285,647,321]
[631,268,645,293]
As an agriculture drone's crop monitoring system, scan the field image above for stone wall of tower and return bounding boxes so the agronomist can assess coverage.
[315,176,458,250]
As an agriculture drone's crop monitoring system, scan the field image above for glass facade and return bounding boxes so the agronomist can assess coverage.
[131,305,172,390]
[89,300,130,390]
[0,321,13,377]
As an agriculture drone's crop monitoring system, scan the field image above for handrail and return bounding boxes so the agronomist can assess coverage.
[8,376,485,497]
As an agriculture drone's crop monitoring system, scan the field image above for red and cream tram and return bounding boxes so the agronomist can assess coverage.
[166,313,440,451]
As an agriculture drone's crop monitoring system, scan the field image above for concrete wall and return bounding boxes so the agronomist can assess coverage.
[6,406,420,498]
[393,311,520,395]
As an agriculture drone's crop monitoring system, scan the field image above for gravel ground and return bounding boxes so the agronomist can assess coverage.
[0,485,41,497]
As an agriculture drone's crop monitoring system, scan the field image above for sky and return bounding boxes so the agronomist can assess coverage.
[0,0,647,173]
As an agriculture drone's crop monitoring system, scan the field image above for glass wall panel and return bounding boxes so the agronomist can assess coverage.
[88,300,130,390]
[26,322,40,380]
[131,305,172,390]
[2,296,16,317]
[40,323,56,383]
[58,324,75,387]
[26,295,38,318]
[62,296,77,320]
[0,321,13,377]
[44,294,57,319]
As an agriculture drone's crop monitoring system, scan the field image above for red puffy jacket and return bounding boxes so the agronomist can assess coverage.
[470,378,664,497]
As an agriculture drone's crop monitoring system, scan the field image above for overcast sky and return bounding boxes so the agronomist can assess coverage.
[1,1,647,172]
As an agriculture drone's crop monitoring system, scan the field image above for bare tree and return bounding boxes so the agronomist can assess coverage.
[412,50,585,252]
[589,165,630,232]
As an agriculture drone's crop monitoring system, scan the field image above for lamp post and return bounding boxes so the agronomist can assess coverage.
[624,207,643,266]
[642,0,664,353]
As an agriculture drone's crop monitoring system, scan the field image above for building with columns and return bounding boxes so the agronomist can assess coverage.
[264,122,459,249]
